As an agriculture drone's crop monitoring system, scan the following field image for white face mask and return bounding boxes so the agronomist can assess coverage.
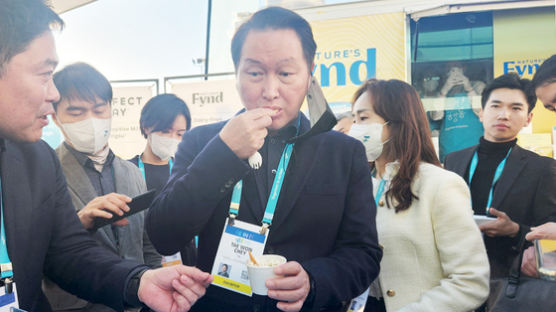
[149,133,180,161]
[61,117,111,154]
[348,122,389,161]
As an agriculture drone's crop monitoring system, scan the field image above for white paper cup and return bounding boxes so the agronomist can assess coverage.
[246,254,287,295]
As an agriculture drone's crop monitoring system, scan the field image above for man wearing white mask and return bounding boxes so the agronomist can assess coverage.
[129,94,196,266]
[49,62,161,312]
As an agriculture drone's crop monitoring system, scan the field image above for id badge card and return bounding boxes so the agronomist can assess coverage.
[0,282,20,312]
[347,288,369,312]
[211,218,268,296]
[161,252,182,267]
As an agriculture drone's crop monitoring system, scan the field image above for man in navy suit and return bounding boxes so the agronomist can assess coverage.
[146,6,382,312]
[0,1,211,311]
[444,73,556,278]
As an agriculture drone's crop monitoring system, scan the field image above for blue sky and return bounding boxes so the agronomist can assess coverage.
[54,0,353,82]
[55,0,226,81]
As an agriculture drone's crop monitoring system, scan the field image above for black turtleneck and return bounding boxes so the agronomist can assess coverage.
[466,137,517,215]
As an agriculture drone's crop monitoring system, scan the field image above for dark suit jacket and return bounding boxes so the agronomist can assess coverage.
[147,114,382,312]
[444,144,556,277]
[0,139,145,311]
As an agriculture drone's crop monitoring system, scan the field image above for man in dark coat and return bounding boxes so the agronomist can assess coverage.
[147,6,382,312]
[444,73,556,278]
[0,1,211,311]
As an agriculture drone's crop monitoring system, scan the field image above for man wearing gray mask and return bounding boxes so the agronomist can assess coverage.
[48,62,161,312]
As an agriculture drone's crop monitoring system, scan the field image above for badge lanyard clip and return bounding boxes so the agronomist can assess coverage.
[4,278,12,294]
[260,223,269,235]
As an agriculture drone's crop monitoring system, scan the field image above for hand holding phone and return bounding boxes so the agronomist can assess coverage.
[91,190,157,230]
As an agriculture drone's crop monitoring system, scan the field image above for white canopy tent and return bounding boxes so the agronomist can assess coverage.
[49,0,97,14]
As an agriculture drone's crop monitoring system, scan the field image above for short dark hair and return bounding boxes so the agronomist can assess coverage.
[481,73,536,113]
[532,54,556,90]
[53,62,112,111]
[140,94,191,138]
[231,6,316,72]
[0,0,63,76]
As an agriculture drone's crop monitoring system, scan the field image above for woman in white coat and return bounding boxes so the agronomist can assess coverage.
[348,79,490,312]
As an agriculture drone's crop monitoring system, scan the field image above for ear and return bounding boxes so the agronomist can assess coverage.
[525,111,533,126]
[478,108,484,123]
[144,127,153,137]
[308,61,315,83]
[51,113,70,142]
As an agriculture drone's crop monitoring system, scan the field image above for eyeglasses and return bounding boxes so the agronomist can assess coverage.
[423,76,440,82]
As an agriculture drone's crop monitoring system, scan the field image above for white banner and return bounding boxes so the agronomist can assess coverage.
[167,79,243,128]
[109,82,156,159]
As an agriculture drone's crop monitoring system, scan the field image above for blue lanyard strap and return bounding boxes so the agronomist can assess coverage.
[468,147,512,215]
[0,177,13,279]
[262,143,294,224]
[228,142,295,227]
[228,116,300,229]
[375,178,387,207]
[137,156,174,180]
[229,180,242,216]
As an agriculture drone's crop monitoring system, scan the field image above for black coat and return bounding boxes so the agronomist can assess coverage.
[444,144,556,277]
[147,114,382,312]
[0,139,144,311]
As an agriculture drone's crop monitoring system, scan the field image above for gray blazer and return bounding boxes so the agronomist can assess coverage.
[43,144,161,311]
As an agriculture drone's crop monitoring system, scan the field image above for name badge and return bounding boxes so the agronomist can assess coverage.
[211,218,268,296]
[0,282,20,312]
[161,253,182,267]
[347,288,369,312]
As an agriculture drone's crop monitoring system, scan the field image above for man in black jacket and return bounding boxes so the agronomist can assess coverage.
[147,6,382,312]
[444,73,556,278]
[0,0,211,311]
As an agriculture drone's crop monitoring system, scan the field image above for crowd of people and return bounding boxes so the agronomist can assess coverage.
[0,0,555,311]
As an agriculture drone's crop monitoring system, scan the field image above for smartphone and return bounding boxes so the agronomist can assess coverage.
[92,189,157,230]
[534,239,556,281]
[473,215,496,226]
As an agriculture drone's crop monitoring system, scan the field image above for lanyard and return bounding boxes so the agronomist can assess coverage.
[137,156,173,180]
[229,143,294,231]
[229,117,300,231]
[375,178,387,207]
[0,177,13,279]
[468,148,512,215]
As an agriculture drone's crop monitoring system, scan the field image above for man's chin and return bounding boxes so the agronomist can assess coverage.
[268,116,295,132]
[1,137,40,143]
[9,130,44,143]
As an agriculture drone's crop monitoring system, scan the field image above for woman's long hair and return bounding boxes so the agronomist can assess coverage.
[353,79,440,212]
